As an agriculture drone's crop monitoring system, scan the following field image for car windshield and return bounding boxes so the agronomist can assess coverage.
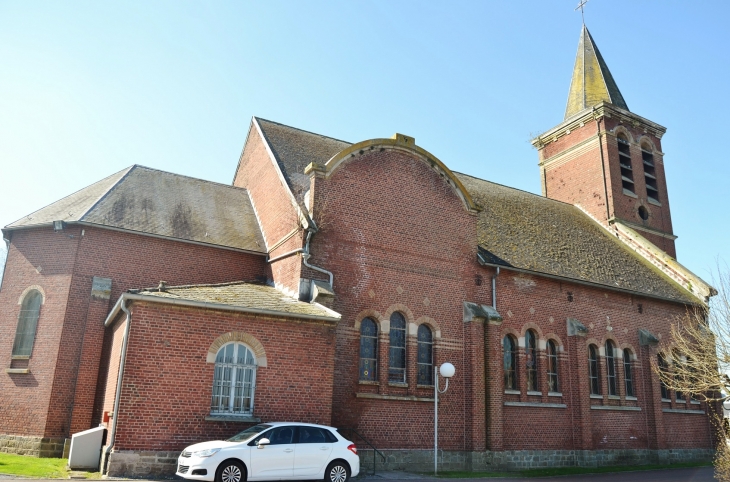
[227,424,272,442]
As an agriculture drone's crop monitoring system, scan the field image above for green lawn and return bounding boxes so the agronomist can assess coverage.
[0,452,69,478]
[436,461,713,478]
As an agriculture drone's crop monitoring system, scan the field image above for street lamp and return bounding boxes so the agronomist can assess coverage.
[434,362,455,475]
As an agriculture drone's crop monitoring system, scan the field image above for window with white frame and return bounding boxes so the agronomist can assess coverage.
[210,343,257,416]
[12,289,43,357]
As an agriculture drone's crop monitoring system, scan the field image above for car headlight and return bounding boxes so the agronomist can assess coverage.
[193,448,221,458]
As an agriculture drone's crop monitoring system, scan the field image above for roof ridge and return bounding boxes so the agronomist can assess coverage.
[126,164,252,191]
[78,165,136,221]
[453,171,575,208]
[134,280,259,292]
[5,166,133,227]
[254,116,352,145]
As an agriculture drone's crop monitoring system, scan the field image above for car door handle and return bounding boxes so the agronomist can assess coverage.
[284,448,293,453]
[320,447,329,451]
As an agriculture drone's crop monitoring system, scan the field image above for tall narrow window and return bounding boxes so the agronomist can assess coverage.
[605,340,617,396]
[525,330,538,391]
[359,318,378,381]
[388,312,406,383]
[617,134,635,194]
[211,343,256,416]
[658,354,670,400]
[417,325,433,386]
[673,350,685,401]
[503,335,517,390]
[589,344,600,395]
[623,349,634,397]
[547,340,559,393]
[642,144,659,202]
[12,289,43,357]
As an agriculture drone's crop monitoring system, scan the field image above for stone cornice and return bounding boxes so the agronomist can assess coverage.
[532,103,667,150]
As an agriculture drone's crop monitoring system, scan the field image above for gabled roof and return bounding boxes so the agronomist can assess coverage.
[130,281,340,321]
[455,173,696,304]
[565,26,629,119]
[6,165,266,253]
[254,117,351,203]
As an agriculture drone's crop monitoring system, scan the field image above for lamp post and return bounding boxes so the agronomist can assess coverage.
[434,362,455,475]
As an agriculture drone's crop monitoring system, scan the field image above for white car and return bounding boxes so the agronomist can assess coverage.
[176,422,360,482]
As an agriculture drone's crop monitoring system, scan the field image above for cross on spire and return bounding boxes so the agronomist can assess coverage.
[575,0,589,24]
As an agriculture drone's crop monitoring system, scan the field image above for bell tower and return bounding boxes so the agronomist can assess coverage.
[532,26,677,258]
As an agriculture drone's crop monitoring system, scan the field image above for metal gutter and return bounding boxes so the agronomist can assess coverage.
[104,292,340,328]
[3,222,267,256]
[477,259,700,307]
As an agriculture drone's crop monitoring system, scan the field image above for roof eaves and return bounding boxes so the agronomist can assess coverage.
[104,291,341,328]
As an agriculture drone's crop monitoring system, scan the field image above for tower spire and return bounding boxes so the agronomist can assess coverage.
[564,26,629,120]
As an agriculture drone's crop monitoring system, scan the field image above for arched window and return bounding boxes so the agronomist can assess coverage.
[641,143,659,202]
[388,312,407,383]
[503,335,517,390]
[12,289,43,357]
[210,343,256,416]
[623,349,634,397]
[673,350,685,401]
[525,330,538,391]
[359,318,378,381]
[588,344,600,395]
[547,340,559,393]
[605,340,617,396]
[658,353,670,400]
[617,133,635,194]
[417,324,433,386]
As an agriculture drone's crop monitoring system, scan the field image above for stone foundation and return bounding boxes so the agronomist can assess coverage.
[358,448,715,473]
[103,446,714,478]
[105,449,180,479]
[0,434,66,457]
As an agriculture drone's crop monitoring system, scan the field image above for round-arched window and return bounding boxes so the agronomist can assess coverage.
[12,289,43,357]
[210,343,257,416]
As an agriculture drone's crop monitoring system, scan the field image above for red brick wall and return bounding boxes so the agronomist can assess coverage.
[108,302,336,451]
[0,227,80,437]
[0,225,266,440]
[310,147,481,450]
[233,125,304,294]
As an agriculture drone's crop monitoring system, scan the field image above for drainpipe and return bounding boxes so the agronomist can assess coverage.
[0,234,9,292]
[301,228,334,287]
[102,298,132,475]
[492,267,500,310]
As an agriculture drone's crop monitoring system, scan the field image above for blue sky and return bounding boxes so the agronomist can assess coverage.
[0,1,728,283]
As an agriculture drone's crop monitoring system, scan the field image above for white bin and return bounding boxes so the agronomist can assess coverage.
[68,426,106,470]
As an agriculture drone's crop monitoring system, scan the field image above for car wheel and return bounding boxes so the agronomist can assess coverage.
[324,460,350,482]
[216,460,245,482]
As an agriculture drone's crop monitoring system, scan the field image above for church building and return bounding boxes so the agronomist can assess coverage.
[0,27,719,475]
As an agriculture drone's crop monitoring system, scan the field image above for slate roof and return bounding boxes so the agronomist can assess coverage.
[454,173,695,304]
[6,165,266,253]
[133,281,340,320]
[565,26,629,119]
[255,117,351,203]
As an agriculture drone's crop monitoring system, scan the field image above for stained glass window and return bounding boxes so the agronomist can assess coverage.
[606,340,617,396]
[12,290,42,357]
[589,344,600,395]
[623,349,634,397]
[388,312,406,383]
[525,330,538,391]
[503,335,517,390]
[417,324,433,385]
[359,318,378,381]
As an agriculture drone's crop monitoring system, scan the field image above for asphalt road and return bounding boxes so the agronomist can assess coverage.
[0,466,717,481]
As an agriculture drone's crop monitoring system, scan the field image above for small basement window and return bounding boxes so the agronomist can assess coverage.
[617,134,635,195]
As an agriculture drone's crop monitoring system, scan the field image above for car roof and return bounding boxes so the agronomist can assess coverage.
[264,422,336,430]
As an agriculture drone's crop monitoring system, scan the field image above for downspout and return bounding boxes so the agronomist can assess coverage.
[0,233,10,292]
[301,224,334,287]
[491,267,500,310]
[102,298,132,475]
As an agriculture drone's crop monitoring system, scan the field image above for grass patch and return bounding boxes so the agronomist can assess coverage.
[0,452,69,478]
[435,460,713,478]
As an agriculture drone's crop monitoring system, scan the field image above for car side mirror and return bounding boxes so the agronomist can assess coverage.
[257,438,270,449]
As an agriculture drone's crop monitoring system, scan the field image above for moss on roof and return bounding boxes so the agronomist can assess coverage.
[455,172,695,304]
